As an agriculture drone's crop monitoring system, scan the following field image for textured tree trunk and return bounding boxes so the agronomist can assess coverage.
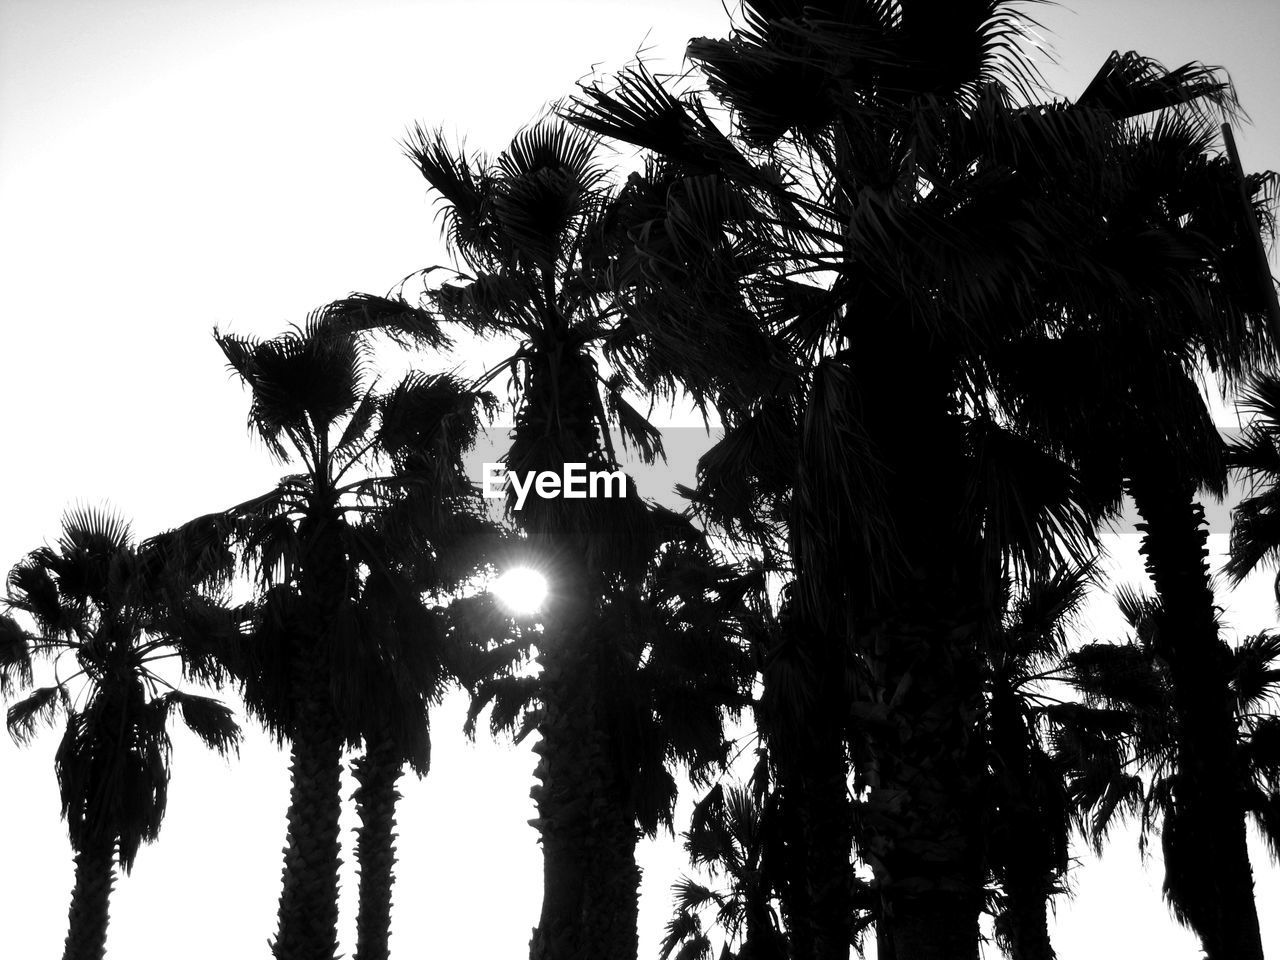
[579,795,641,960]
[801,717,854,960]
[272,670,344,960]
[528,641,591,960]
[1000,866,1056,960]
[759,598,855,960]
[353,732,404,960]
[527,558,640,960]
[529,570,603,960]
[516,349,648,960]
[61,841,115,960]
[1128,473,1264,960]
[872,614,985,960]
[773,769,817,960]
[270,511,349,960]
[887,900,981,960]
[838,333,987,960]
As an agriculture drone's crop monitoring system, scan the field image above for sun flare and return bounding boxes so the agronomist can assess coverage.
[491,567,549,616]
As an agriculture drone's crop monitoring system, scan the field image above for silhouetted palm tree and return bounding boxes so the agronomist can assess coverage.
[1055,590,1280,949]
[662,777,788,960]
[984,567,1093,960]
[661,740,876,960]
[344,523,464,960]
[567,18,1208,960]
[344,370,498,960]
[999,104,1279,959]
[570,13,1272,954]
[462,532,759,960]
[169,318,491,960]
[3,508,241,960]
[386,116,695,960]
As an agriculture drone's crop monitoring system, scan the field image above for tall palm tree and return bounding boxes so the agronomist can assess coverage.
[169,317,491,960]
[1053,590,1280,947]
[568,11,1272,955]
[983,567,1093,960]
[565,14,1234,959]
[997,105,1279,958]
[345,385,500,960]
[342,520,467,960]
[367,116,695,960]
[342,536,450,960]
[3,508,241,960]
[462,530,759,960]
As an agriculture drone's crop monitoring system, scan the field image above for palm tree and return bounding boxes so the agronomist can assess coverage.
[983,567,1093,960]
[3,508,241,960]
[169,317,492,960]
[340,519,473,960]
[1053,590,1280,947]
[365,116,701,960]
[462,530,759,960]
[568,11,1273,954]
[662,745,883,960]
[341,537,449,960]
[997,104,1279,957]
[345,390,500,960]
[565,15,1221,960]
[662,774,790,960]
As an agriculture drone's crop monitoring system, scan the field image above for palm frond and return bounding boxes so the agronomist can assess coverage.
[0,614,32,693]
[1077,51,1236,122]
[320,293,451,349]
[155,691,242,756]
[7,685,67,743]
[1230,632,1280,710]
[402,125,499,269]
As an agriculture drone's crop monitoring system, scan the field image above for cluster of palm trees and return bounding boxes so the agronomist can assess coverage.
[3,2,1280,960]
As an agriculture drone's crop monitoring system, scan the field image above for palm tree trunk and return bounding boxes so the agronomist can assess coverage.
[773,772,816,960]
[270,511,349,960]
[528,561,640,960]
[875,921,897,960]
[1128,472,1264,960]
[798,757,849,960]
[887,901,981,960]
[272,669,344,960]
[1000,868,1056,960]
[61,841,115,960]
[528,628,617,960]
[800,718,853,960]
[529,576,594,960]
[353,731,404,960]
[873,624,984,960]
[517,357,647,960]
[756,600,853,959]
[580,794,641,960]
[841,335,987,960]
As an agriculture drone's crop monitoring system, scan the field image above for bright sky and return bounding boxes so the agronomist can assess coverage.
[1,1,1278,957]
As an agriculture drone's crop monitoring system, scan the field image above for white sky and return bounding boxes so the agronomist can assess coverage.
[1,1,1278,957]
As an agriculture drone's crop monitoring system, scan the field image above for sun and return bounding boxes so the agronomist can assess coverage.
[491,567,549,616]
